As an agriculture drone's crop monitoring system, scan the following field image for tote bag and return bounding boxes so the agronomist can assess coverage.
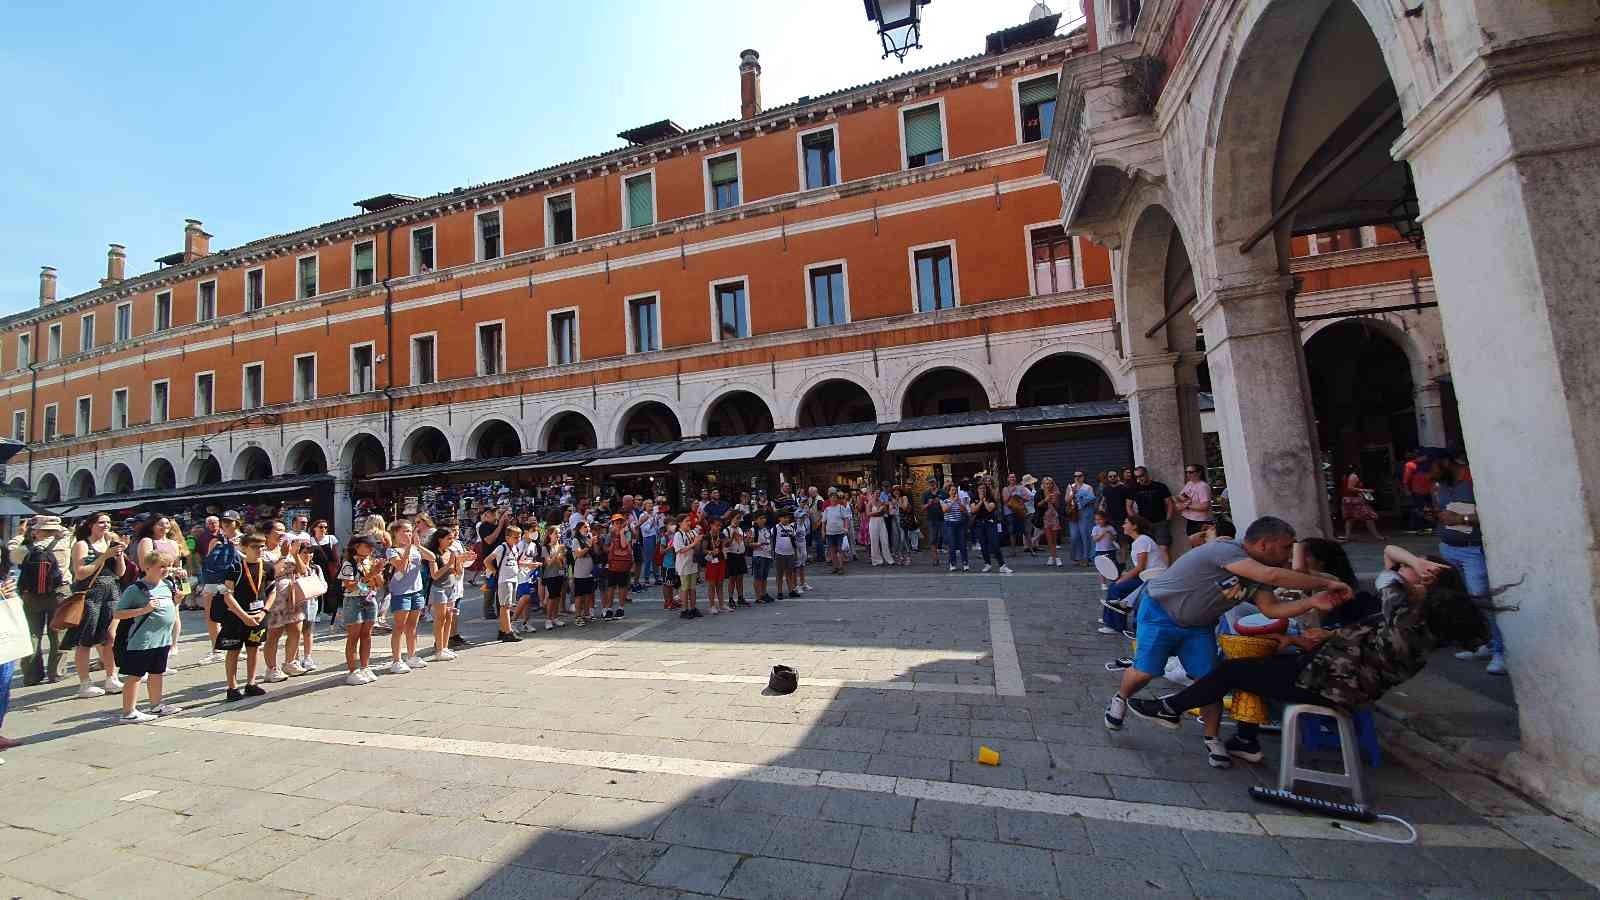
[0,590,35,665]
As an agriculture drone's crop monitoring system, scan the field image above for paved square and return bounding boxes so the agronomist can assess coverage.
[1,566,1595,898]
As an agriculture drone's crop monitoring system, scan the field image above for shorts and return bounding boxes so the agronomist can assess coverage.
[1184,519,1213,536]
[542,577,566,600]
[497,579,519,609]
[826,533,846,549]
[118,645,173,678]
[752,556,773,580]
[573,577,596,596]
[515,581,538,600]
[429,588,462,608]
[389,590,427,612]
[66,578,118,649]
[1131,590,1217,680]
[774,554,795,573]
[345,597,379,623]
[678,571,699,593]
[663,571,680,589]
[726,554,747,577]
[605,570,631,589]
[216,615,264,651]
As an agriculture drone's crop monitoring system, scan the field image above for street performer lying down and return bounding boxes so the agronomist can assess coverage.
[1125,545,1491,751]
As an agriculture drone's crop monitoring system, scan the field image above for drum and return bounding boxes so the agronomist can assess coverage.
[1216,634,1279,725]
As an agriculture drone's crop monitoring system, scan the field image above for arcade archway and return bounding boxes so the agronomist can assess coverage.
[544,411,597,452]
[796,379,876,429]
[616,402,681,446]
[900,368,990,420]
[704,391,774,437]
[401,426,452,465]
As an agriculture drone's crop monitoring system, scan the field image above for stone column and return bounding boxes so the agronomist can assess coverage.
[1123,353,1188,487]
[1413,380,1448,448]
[1394,34,1600,824]
[334,474,355,537]
[1192,275,1328,538]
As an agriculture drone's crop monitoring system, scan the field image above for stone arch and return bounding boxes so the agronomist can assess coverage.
[791,373,881,429]
[1004,343,1128,404]
[896,363,996,420]
[8,477,27,493]
[538,407,599,452]
[103,462,134,495]
[1012,351,1121,408]
[36,473,61,503]
[284,439,329,475]
[68,468,96,500]
[1120,198,1200,356]
[400,425,453,465]
[1300,313,1431,391]
[232,445,273,481]
[339,432,387,479]
[611,397,683,447]
[698,388,776,437]
[465,416,524,459]
[143,457,177,491]
[186,455,222,487]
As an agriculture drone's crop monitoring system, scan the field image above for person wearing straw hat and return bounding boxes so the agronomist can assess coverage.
[7,515,71,685]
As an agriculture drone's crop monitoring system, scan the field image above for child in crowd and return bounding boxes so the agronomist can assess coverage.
[704,530,726,613]
[339,536,381,683]
[385,521,437,673]
[426,522,469,659]
[725,518,748,607]
[570,521,596,625]
[791,507,811,594]
[1091,512,1120,590]
[262,556,306,682]
[750,511,774,603]
[216,533,270,701]
[773,510,797,600]
[511,526,542,632]
[601,515,632,620]
[111,549,182,722]
[541,527,568,631]
[660,518,679,610]
[672,516,702,619]
[485,524,526,642]
[1100,515,1167,635]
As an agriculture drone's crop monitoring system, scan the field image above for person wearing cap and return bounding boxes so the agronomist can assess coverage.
[599,514,633,619]
[7,515,71,685]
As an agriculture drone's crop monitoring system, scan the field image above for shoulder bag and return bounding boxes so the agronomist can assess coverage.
[50,545,114,631]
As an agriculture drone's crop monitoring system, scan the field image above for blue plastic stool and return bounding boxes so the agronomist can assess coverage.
[1298,706,1381,769]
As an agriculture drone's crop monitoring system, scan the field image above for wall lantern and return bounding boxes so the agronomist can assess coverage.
[865,0,931,62]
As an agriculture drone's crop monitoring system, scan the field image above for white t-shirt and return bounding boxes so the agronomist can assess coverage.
[1130,534,1169,576]
[822,504,850,535]
[671,529,699,576]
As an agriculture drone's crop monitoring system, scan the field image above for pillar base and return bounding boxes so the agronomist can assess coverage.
[1503,750,1600,831]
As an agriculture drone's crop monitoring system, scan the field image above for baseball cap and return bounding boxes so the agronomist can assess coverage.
[222,510,243,523]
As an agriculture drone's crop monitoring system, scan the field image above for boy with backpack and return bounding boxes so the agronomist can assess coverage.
[111,549,183,723]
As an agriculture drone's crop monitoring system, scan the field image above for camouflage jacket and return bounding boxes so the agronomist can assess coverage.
[1294,578,1434,709]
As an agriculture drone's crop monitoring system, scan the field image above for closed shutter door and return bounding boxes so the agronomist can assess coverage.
[626,176,653,227]
[904,107,943,156]
[1020,428,1134,486]
[1018,77,1058,105]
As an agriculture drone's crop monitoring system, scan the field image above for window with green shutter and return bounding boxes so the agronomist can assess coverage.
[903,105,944,168]
[708,154,740,210]
[1019,76,1058,143]
[625,174,654,228]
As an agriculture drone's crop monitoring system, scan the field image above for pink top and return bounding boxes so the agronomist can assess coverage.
[1178,480,1212,523]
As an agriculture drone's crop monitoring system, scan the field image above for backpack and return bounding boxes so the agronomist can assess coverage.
[201,539,242,584]
[606,539,633,572]
[20,536,66,594]
[113,580,156,657]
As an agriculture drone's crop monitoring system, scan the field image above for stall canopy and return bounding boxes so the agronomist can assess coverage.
[886,423,1005,452]
[48,474,334,518]
[582,452,672,468]
[670,444,765,465]
[767,434,878,462]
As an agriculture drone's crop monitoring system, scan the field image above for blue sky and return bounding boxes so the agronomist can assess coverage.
[0,0,1080,316]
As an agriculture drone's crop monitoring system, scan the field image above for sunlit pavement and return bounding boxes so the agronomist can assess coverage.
[3,553,1596,898]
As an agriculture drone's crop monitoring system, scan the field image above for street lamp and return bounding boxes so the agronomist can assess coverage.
[192,412,281,462]
[865,0,931,62]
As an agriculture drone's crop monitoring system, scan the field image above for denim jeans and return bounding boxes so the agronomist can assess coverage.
[1102,576,1141,631]
[640,536,658,582]
[943,520,969,567]
[976,520,1004,566]
[1439,542,1501,655]
[1070,508,1096,561]
[0,659,14,730]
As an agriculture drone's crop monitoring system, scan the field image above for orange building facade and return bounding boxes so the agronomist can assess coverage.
[1,17,1436,529]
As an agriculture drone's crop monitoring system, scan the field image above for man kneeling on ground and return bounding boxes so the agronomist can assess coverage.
[1104,516,1352,768]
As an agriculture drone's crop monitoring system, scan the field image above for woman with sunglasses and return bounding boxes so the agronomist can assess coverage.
[68,513,127,698]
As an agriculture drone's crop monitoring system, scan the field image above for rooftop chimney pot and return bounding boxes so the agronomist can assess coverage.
[183,218,212,262]
[739,49,762,120]
[39,266,58,306]
[100,243,127,287]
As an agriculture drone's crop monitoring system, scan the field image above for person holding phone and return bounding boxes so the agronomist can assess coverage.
[68,514,127,699]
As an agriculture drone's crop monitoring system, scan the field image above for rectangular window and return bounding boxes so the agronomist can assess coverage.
[114,303,133,342]
[16,333,30,368]
[623,174,654,229]
[111,388,128,430]
[352,241,376,287]
[477,322,505,376]
[1029,225,1075,294]
[75,396,91,436]
[627,295,660,354]
[546,194,575,246]
[11,410,24,442]
[297,255,318,299]
[712,280,750,340]
[902,104,945,168]
[155,291,172,331]
[245,268,264,311]
[79,314,95,352]
[198,280,218,321]
[195,372,215,417]
[43,404,57,442]
[46,324,61,361]
[411,226,435,274]
[807,264,848,327]
[913,245,957,312]
[410,334,436,386]
[1018,76,1058,143]
[242,363,264,410]
[708,154,741,210]
[476,211,502,260]
[350,344,374,394]
[151,380,169,424]
[549,310,578,366]
[801,129,838,189]
[293,354,317,401]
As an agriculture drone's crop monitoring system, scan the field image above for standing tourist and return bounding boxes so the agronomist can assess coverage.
[215,533,269,701]
[724,514,749,606]
[823,492,851,574]
[1038,479,1063,566]
[1128,467,1176,551]
[260,556,306,682]
[0,578,22,756]
[1402,449,1435,534]
[1176,464,1215,539]
[1339,465,1386,543]
[601,514,633,620]
[672,515,703,618]
[68,514,125,699]
[477,508,509,620]
[1099,470,1132,563]
[8,516,70,685]
[384,521,436,672]
[941,482,971,572]
[970,484,1012,574]
[773,509,799,598]
[867,485,892,567]
[110,549,182,722]
[338,537,381,683]
[427,522,469,654]
[1433,450,1503,674]
[1069,471,1099,567]
[309,519,342,629]
[570,521,597,624]
[536,525,566,632]
[485,524,526,642]
[197,512,243,664]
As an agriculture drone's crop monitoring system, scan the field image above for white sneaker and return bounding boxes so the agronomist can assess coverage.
[103,676,123,694]
[282,661,306,677]
[544,621,554,631]
[387,659,411,675]
[962,564,971,572]
[150,703,182,717]
[434,648,457,661]
[77,683,107,699]
[553,618,566,627]
[999,565,1014,575]
[346,671,368,686]
[299,657,319,672]
[264,668,288,683]
[1454,645,1494,661]
[1097,626,1118,635]
[120,709,157,724]
[359,668,378,683]
[1486,655,1508,676]
[981,564,992,573]
[406,655,428,669]
[948,565,957,572]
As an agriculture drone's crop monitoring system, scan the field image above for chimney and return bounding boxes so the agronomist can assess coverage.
[183,219,212,262]
[739,49,762,119]
[39,266,57,305]
[100,243,126,287]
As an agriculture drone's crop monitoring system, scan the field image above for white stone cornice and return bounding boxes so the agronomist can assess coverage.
[1285,242,1429,274]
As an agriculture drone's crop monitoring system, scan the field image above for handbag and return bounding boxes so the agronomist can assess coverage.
[50,546,114,631]
[294,567,328,602]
